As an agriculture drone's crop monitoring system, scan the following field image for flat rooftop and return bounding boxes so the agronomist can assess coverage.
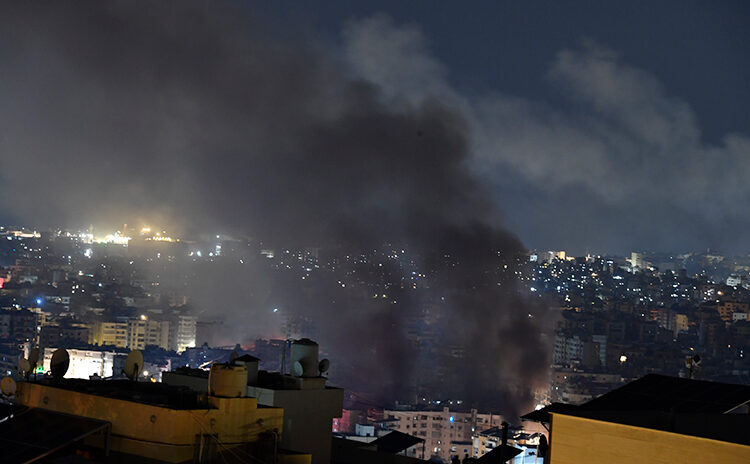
[170,366,342,391]
[29,378,207,410]
[582,374,750,414]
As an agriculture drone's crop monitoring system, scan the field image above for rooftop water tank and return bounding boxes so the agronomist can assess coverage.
[290,338,319,377]
[209,363,247,398]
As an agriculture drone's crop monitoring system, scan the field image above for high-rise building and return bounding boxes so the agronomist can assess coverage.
[169,313,196,352]
[630,252,645,270]
[89,320,127,348]
[126,316,169,350]
[383,407,507,462]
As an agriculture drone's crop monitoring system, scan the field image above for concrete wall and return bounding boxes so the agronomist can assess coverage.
[248,385,344,464]
[164,371,344,464]
[16,381,284,463]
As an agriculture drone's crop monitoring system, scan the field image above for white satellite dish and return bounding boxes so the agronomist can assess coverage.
[290,339,319,377]
[292,361,304,377]
[123,350,144,380]
[1,376,17,396]
[50,348,70,380]
[318,358,330,375]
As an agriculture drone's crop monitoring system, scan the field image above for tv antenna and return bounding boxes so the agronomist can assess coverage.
[123,350,144,380]
[50,348,70,380]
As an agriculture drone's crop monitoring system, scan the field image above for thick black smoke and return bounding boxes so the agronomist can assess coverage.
[0,2,552,417]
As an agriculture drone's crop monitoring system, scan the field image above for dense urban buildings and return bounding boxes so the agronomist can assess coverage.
[1,224,749,462]
[2,226,749,393]
[1,0,748,462]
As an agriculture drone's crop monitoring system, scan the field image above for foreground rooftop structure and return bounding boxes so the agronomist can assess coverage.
[522,374,750,464]
[6,376,288,463]
[0,339,344,464]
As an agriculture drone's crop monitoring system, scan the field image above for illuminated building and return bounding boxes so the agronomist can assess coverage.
[98,232,130,245]
[127,236,185,260]
[522,374,750,464]
[383,407,506,462]
[6,228,41,239]
[169,313,196,352]
[126,316,169,350]
[542,251,566,263]
[717,301,749,323]
[90,320,128,348]
[629,252,645,270]
[90,317,174,351]
[472,425,543,460]
[672,313,689,337]
[726,274,745,287]
[41,347,124,379]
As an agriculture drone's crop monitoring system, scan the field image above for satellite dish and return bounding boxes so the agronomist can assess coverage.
[318,358,330,375]
[684,354,702,379]
[292,361,304,377]
[50,348,70,380]
[19,358,31,377]
[1,376,16,396]
[29,347,40,368]
[123,350,144,380]
[229,351,239,364]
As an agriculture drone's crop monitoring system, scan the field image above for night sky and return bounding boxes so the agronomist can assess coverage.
[1,1,749,254]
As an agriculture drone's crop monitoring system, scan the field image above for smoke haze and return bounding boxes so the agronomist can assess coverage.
[0,2,555,416]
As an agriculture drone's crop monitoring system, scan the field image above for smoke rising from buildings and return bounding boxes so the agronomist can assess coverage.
[0,2,553,415]
[343,16,750,256]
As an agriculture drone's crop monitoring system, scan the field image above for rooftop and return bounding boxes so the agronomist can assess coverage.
[371,430,424,454]
[523,374,750,447]
[29,378,206,410]
[582,373,750,414]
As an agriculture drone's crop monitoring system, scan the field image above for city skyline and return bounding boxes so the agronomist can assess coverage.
[0,3,748,463]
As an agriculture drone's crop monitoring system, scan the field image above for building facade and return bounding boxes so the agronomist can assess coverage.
[383,407,505,462]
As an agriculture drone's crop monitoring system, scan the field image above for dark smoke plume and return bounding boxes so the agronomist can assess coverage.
[0,2,553,417]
